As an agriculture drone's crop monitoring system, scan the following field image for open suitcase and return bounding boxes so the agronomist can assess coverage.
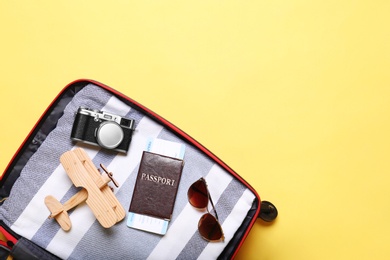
[0,79,277,260]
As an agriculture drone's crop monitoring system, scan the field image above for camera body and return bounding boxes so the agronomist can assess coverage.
[71,107,135,153]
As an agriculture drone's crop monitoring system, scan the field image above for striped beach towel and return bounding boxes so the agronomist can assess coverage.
[0,83,256,259]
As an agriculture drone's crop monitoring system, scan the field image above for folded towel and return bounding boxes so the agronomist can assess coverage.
[0,84,255,260]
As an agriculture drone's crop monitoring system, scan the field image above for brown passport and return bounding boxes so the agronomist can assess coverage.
[129,151,184,220]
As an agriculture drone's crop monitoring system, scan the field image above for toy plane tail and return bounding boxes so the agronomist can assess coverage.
[45,195,72,231]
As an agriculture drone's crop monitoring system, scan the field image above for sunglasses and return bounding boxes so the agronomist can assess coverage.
[187,177,225,242]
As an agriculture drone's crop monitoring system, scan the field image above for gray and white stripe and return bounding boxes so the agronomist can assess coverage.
[0,84,255,260]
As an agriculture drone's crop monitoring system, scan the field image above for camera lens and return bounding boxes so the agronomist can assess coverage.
[96,121,124,149]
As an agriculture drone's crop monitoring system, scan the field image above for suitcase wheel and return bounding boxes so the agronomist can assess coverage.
[259,201,278,222]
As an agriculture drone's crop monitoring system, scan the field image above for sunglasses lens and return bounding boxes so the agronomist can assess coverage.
[198,213,224,241]
[188,179,209,209]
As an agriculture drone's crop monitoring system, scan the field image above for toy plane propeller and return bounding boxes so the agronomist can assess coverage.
[44,148,126,231]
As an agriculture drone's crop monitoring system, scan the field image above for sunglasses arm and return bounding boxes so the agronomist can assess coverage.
[207,191,219,221]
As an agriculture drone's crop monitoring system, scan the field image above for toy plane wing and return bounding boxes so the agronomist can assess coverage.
[72,148,126,221]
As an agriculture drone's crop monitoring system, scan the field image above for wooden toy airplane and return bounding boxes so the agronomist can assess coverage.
[44,148,126,231]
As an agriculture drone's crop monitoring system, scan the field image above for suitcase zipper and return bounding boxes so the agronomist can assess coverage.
[0,225,17,251]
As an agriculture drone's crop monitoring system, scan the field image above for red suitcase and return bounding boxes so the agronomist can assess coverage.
[0,79,277,259]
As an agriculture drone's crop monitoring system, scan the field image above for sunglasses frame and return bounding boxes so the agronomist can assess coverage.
[188,177,225,242]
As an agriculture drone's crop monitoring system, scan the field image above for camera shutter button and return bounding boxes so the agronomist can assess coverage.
[96,121,124,149]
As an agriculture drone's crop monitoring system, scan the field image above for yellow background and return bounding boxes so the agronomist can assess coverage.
[1,1,389,259]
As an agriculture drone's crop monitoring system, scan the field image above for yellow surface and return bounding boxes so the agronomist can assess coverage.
[1,1,390,259]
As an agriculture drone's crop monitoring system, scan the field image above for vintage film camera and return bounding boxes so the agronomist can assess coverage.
[71,107,135,153]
